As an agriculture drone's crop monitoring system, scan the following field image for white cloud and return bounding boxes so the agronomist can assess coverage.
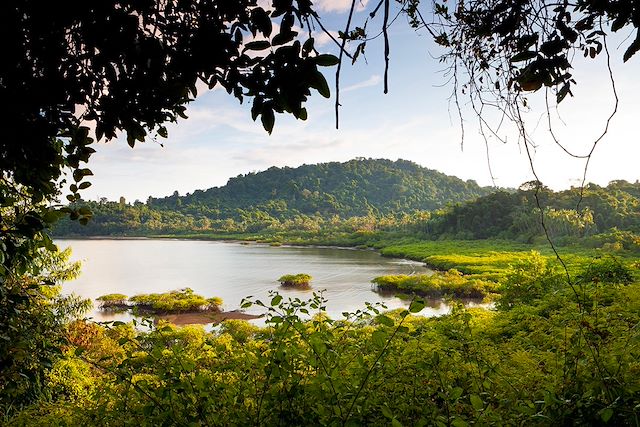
[314,0,370,13]
[313,30,340,47]
[343,74,382,92]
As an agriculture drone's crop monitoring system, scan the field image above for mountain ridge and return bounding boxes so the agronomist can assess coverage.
[147,158,497,219]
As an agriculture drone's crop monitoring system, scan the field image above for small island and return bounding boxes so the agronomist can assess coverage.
[97,288,222,313]
[95,288,259,325]
[371,270,497,299]
[277,273,312,288]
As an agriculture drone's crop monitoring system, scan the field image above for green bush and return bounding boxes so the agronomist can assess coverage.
[95,294,128,309]
[124,288,222,313]
[277,273,312,287]
[498,252,564,309]
[578,256,634,285]
[372,270,497,298]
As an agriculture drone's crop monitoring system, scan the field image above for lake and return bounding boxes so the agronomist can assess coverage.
[58,239,481,324]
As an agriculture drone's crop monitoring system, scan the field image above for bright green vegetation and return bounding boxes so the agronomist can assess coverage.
[7,256,640,425]
[95,294,128,309]
[278,273,312,288]
[97,288,222,314]
[53,158,494,236]
[0,248,91,417]
[12,163,640,424]
[372,269,498,299]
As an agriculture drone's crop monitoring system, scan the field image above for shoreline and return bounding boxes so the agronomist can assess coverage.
[55,234,435,269]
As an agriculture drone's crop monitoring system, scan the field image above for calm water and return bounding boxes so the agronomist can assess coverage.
[58,239,472,324]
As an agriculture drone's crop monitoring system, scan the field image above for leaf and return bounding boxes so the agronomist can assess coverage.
[556,83,572,103]
[381,406,393,419]
[314,54,340,66]
[391,418,403,427]
[302,37,314,54]
[450,387,464,400]
[271,295,283,306]
[261,107,275,134]
[510,51,537,62]
[377,314,394,327]
[600,408,614,423]
[623,30,640,62]
[451,419,469,427]
[273,31,296,46]
[372,329,387,346]
[409,299,425,313]
[251,7,272,37]
[244,40,271,51]
[470,394,484,411]
[309,70,331,98]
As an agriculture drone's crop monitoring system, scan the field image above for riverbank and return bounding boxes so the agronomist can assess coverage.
[128,231,638,281]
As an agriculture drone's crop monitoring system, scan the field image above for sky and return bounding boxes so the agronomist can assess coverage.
[80,1,640,202]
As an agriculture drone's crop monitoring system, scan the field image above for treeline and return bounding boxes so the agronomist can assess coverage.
[422,181,640,244]
[54,176,640,251]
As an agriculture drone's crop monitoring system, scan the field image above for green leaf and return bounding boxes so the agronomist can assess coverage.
[451,419,469,427]
[372,329,387,346]
[271,295,283,306]
[450,387,463,400]
[377,314,394,327]
[470,394,484,411]
[314,54,340,66]
[381,406,393,419]
[391,418,403,427]
[600,408,614,423]
[409,299,425,313]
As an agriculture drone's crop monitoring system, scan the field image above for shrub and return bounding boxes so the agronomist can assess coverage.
[278,273,312,287]
[95,294,129,309]
[372,270,497,299]
[117,289,223,313]
[578,256,634,285]
[498,252,564,309]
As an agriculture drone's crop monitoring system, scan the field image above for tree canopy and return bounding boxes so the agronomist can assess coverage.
[1,0,337,257]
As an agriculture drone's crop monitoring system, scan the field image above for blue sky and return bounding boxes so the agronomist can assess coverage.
[80,1,640,202]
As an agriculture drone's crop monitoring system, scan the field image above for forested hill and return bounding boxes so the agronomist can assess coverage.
[148,158,494,218]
